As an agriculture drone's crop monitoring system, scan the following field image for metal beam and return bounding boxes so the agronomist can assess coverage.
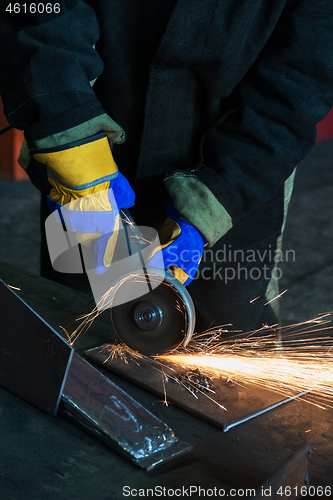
[0,279,73,415]
[61,352,192,470]
[0,279,191,469]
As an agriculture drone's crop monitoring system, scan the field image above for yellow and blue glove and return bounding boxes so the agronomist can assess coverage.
[32,132,135,275]
[149,201,207,285]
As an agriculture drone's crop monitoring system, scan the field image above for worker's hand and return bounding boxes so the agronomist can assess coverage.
[32,133,135,274]
[148,201,207,285]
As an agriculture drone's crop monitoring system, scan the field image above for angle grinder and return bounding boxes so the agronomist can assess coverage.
[109,210,196,356]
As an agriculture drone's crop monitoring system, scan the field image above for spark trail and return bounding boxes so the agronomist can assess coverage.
[157,315,333,408]
[68,271,333,410]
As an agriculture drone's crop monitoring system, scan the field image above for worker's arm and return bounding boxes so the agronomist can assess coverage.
[0,0,111,145]
[165,0,333,247]
[0,1,133,276]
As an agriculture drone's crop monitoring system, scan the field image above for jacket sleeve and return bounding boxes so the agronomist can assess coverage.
[165,0,333,244]
[0,0,105,145]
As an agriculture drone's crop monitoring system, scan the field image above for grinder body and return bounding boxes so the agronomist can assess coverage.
[110,210,196,355]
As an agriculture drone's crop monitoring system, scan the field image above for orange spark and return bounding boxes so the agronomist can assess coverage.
[156,315,333,409]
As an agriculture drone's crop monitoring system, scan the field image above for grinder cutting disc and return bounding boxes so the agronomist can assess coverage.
[111,270,195,356]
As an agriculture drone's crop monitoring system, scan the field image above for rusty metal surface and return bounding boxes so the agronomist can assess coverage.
[61,352,192,470]
[0,278,73,415]
[254,442,311,499]
[85,345,307,431]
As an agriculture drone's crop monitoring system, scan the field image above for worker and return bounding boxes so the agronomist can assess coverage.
[1,0,333,335]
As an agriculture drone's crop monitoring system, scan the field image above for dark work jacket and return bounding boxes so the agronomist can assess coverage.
[1,0,333,235]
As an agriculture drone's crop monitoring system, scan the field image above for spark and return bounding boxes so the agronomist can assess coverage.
[157,315,333,409]
[120,211,135,228]
[67,256,333,412]
[250,296,260,303]
[7,284,21,291]
[97,340,146,366]
[69,271,187,346]
[120,211,152,245]
[58,325,74,346]
[68,284,117,345]
[161,369,169,406]
[130,233,152,245]
[264,289,288,306]
[94,312,333,411]
[98,337,227,409]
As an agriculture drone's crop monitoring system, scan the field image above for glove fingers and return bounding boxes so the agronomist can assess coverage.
[170,265,191,285]
[103,214,120,268]
[148,218,181,265]
[158,217,181,245]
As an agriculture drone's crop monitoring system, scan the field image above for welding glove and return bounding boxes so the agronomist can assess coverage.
[148,201,207,286]
[32,133,135,274]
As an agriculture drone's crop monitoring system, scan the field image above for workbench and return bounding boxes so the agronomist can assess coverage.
[0,260,332,499]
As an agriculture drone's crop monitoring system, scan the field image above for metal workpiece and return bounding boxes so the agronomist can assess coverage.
[223,391,310,432]
[85,345,311,432]
[61,353,192,470]
[0,279,73,415]
[0,277,192,469]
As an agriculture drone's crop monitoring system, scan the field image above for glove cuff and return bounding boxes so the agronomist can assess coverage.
[32,133,118,190]
[33,114,126,149]
[164,171,233,246]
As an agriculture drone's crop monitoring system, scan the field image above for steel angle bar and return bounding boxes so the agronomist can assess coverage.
[0,279,190,469]
[61,352,192,470]
[0,278,73,415]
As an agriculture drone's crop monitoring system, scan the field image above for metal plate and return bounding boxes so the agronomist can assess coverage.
[0,279,73,415]
[61,352,192,470]
[85,344,307,431]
